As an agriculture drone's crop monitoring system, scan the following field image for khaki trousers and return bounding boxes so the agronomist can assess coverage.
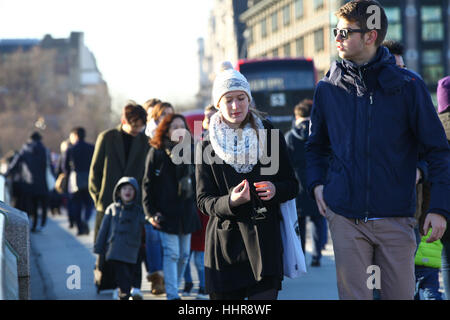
[326,208,417,300]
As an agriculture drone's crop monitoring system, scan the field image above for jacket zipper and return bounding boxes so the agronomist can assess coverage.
[365,92,373,223]
[359,67,371,223]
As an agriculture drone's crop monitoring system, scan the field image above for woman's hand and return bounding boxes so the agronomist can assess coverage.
[254,181,276,201]
[230,179,251,207]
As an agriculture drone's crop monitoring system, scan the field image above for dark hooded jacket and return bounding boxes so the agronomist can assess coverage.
[285,120,321,217]
[94,177,145,264]
[6,137,49,196]
[142,145,200,235]
[306,46,450,220]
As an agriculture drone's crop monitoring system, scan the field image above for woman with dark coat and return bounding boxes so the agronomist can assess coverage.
[142,113,200,300]
[195,61,299,300]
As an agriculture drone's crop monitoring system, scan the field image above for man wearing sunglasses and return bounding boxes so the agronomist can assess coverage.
[306,0,450,300]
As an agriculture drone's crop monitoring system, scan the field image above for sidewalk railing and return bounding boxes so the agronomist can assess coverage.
[0,175,30,300]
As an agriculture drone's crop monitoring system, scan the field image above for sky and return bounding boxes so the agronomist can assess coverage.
[0,0,213,110]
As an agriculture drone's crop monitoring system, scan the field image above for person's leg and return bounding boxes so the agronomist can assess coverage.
[310,215,326,264]
[441,228,450,300]
[298,213,306,253]
[70,192,84,234]
[111,260,132,300]
[183,251,193,294]
[160,231,181,300]
[145,223,163,273]
[28,195,39,231]
[326,208,375,300]
[419,267,443,300]
[193,251,206,290]
[39,194,49,228]
[373,217,416,300]
[81,190,94,233]
[178,233,192,290]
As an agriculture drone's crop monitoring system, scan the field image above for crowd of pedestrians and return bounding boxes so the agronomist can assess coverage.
[1,0,449,301]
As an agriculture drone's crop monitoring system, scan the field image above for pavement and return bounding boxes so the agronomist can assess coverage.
[29,210,339,300]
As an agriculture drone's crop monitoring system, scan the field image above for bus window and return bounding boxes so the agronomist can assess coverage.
[236,58,316,133]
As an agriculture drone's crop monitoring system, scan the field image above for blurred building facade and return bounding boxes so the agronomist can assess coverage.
[197,0,249,108]
[0,32,112,153]
[0,32,110,109]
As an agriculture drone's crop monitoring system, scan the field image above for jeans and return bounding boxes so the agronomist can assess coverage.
[414,266,443,300]
[299,214,328,261]
[184,250,205,289]
[160,232,191,300]
[144,223,163,273]
[69,190,94,232]
[441,228,450,300]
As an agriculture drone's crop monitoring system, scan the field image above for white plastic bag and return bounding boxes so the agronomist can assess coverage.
[280,198,307,278]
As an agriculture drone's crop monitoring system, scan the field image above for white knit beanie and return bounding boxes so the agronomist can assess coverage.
[212,61,252,108]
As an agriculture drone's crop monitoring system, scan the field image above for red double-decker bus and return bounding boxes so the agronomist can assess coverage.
[236,58,317,133]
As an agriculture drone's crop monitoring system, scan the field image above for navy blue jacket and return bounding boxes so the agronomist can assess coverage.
[285,120,321,217]
[306,46,450,220]
[64,140,94,174]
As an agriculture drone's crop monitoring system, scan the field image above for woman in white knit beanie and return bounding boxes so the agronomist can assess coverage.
[196,61,299,300]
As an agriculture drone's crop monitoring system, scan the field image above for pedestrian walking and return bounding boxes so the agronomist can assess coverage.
[89,101,148,295]
[142,113,201,300]
[285,98,327,267]
[6,131,51,232]
[142,99,171,294]
[64,127,95,236]
[195,61,298,300]
[437,75,450,300]
[89,101,149,241]
[94,177,146,300]
[306,0,450,300]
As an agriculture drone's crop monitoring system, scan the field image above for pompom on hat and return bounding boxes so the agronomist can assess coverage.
[212,61,252,108]
[437,76,450,114]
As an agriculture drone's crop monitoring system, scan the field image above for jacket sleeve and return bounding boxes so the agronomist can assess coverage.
[142,148,159,219]
[409,78,450,219]
[93,206,112,254]
[89,132,106,206]
[305,83,332,199]
[5,151,22,177]
[195,142,237,219]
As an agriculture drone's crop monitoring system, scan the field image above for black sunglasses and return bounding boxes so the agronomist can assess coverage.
[333,28,366,40]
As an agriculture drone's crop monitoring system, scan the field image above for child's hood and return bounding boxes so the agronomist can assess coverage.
[113,176,140,203]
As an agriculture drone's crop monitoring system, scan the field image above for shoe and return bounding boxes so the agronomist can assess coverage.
[112,288,119,300]
[149,271,165,295]
[197,287,208,300]
[311,259,321,267]
[131,288,143,300]
[182,282,193,296]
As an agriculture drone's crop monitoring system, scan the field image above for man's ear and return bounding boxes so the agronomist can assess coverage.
[365,29,378,46]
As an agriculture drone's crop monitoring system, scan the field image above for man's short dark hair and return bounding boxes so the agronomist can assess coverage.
[336,0,388,47]
[123,102,147,124]
[30,131,42,141]
[382,40,404,56]
[294,99,313,118]
[71,127,86,141]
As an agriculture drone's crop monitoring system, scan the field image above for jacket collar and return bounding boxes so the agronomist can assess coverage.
[325,46,405,96]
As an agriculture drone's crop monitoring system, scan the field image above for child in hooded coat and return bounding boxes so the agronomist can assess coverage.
[94,176,146,300]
